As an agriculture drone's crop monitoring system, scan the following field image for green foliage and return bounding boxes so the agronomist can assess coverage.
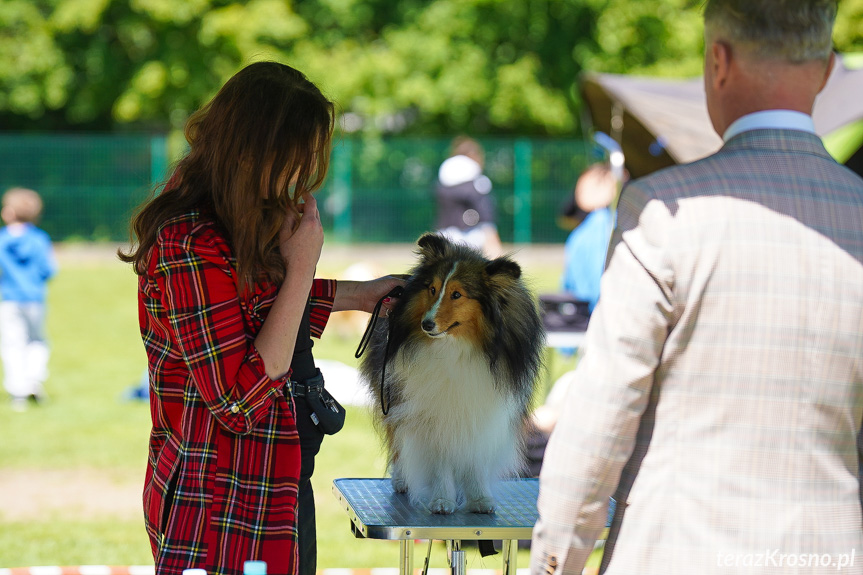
[0,0,860,134]
[835,0,863,53]
[0,1,70,119]
[295,0,601,135]
[586,0,705,76]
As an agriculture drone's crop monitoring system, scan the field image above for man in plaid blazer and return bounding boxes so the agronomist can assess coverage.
[531,1,863,574]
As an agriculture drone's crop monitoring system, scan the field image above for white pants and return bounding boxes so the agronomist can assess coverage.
[438,225,488,250]
[438,223,502,258]
[0,301,49,399]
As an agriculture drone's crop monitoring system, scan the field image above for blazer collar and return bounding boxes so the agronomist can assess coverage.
[722,110,815,142]
[721,128,832,161]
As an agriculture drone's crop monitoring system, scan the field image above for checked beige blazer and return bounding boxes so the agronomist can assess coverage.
[531,129,863,575]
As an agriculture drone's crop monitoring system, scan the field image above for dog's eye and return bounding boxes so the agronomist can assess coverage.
[451,291,461,300]
[429,286,436,296]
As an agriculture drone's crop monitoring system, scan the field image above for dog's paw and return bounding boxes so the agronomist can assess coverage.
[428,498,457,514]
[467,496,496,514]
[391,476,408,493]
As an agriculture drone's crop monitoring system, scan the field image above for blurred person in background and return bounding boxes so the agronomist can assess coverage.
[0,187,56,412]
[120,61,400,575]
[531,1,863,574]
[435,136,503,258]
[561,163,618,314]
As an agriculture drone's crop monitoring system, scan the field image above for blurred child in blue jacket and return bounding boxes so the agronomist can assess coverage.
[0,187,57,411]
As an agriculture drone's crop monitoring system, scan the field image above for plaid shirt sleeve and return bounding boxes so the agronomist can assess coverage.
[152,223,335,435]
[310,278,335,338]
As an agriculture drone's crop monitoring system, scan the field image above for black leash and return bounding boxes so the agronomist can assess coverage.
[355,286,403,415]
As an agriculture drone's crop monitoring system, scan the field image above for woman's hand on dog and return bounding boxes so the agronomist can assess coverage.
[333,275,405,315]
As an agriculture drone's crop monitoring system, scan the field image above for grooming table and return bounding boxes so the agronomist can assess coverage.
[332,478,539,575]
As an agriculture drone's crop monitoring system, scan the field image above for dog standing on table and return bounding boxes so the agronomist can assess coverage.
[359,233,545,514]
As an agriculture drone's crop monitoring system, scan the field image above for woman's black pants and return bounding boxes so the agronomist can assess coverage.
[295,397,325,575]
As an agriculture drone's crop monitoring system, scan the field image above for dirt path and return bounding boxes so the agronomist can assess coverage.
[0,468,142,521]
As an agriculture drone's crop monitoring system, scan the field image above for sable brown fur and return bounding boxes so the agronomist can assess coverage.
[359,233,545,514]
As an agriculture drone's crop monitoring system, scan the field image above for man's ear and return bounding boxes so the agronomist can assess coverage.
[818,52,836,93]
[710,40,731,91]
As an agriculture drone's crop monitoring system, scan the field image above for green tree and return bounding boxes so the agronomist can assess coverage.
[0,0,860,135]
[0,1,70,126]
[835,0,863,54]
[0,0,308,130]
[584,0,704,76]
[290,0,605,135]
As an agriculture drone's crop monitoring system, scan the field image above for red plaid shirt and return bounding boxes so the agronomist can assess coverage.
[138,211,334,575]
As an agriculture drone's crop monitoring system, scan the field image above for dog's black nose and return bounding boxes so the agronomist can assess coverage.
[421,319,436,333]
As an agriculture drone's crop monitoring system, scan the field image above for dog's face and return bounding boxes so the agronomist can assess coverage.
[395,233,522,344]
[414,266,485,340]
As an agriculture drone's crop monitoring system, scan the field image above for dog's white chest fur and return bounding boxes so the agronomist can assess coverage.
[386,337,523,514]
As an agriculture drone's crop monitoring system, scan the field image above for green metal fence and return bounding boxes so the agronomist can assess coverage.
[0,134,591,244]
[0,133,166,242]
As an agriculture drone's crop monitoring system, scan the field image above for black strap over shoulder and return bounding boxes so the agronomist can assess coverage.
[291,296,317,382]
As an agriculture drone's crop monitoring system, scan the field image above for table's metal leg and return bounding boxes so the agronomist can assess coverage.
[502,540,517,575]
[449,540,465,575]
[399,539,414,575]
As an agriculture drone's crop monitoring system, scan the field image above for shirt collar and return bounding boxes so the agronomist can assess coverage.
[723,110,816,142]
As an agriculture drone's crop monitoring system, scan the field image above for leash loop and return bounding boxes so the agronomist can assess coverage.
[355,286,403,415]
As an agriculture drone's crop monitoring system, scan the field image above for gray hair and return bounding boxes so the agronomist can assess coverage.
[704,0,836,63]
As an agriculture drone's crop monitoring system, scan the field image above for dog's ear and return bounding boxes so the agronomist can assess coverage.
[417,233,449,258]
[486,257,521,279]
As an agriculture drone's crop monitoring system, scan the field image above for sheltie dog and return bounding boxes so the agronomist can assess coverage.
[359,233,545,514]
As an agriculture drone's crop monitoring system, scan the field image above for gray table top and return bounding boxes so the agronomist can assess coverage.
[332,478,539,541]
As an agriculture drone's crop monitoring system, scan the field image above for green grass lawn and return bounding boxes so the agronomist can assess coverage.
[0,242,589,570]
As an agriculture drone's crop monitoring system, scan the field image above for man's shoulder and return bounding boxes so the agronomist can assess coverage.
[632,130,863,197]
[626,157,719,199]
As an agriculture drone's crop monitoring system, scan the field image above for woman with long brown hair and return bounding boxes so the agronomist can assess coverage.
[120,61,400,575]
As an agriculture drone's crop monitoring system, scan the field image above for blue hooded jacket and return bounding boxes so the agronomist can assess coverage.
[0,224,57,302]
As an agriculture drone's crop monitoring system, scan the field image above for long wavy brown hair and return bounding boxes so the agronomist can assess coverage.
[118,61,334,292]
